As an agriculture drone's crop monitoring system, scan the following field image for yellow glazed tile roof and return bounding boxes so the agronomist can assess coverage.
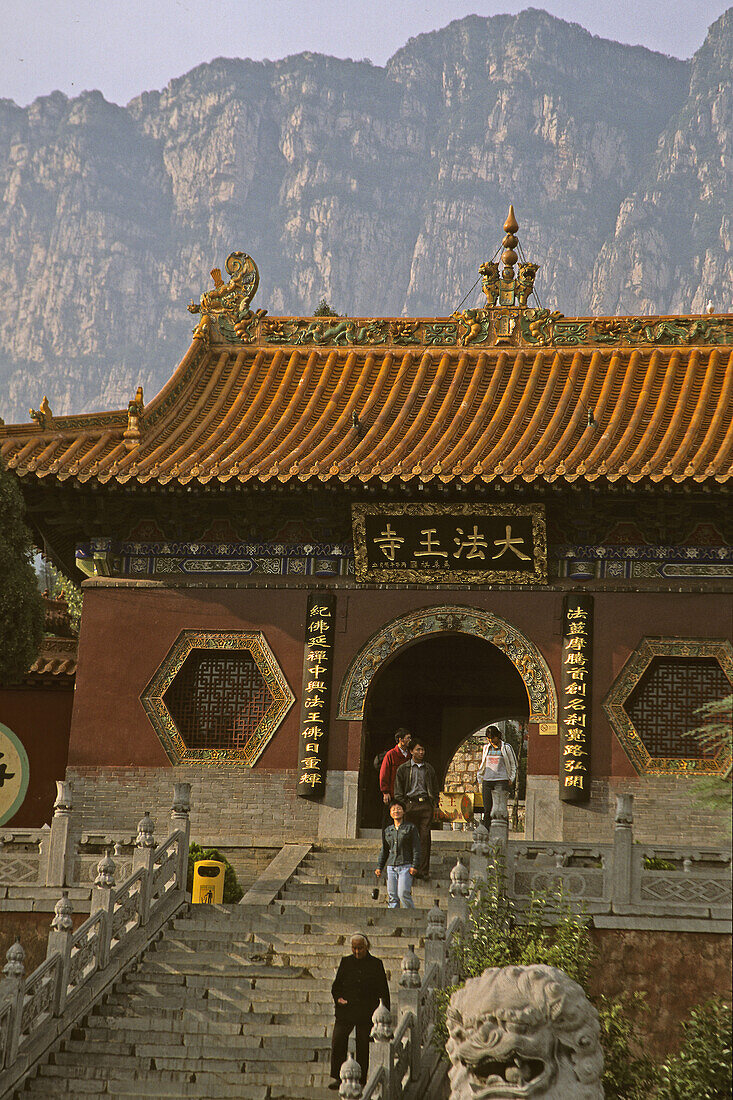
[2,326,732,488]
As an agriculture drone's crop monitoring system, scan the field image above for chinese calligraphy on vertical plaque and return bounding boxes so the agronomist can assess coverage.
[352,504,546,584]
[296,594,336,800]
[559,594,593,803]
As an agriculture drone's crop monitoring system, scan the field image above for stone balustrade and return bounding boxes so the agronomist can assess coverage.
[348,792,731,1098]
[0,785,191,1093]
[483,792,732,926]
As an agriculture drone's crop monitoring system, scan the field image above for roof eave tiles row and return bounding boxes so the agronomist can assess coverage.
[1,338,732,488]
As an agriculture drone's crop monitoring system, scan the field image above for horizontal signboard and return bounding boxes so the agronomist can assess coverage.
[352,503,546,584]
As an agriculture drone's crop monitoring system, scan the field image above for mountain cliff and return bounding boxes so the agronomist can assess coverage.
[0,7,729,422]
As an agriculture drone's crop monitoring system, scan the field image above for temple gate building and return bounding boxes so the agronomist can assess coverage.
[1,213,731,845]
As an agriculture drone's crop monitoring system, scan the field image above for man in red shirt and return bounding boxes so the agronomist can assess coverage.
[378,728,412,813]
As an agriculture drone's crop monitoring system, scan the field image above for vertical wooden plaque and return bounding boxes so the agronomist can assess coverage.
[296,593,336,800]
[559,594,593,803]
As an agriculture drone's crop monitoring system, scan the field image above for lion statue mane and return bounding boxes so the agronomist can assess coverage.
[446,964,604,1100]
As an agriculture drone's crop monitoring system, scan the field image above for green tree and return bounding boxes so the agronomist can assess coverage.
[0,459,44,684]
[687,694,732,820]
[313,298,342,317]
[47,565,83,634]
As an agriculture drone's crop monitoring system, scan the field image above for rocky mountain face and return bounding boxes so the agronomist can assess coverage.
[0,8,729,421]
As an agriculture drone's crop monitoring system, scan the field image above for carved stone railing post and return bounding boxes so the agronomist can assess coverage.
[448,857,470,927]
[488,787,509,853]
[612,794,634,907]
[170,782,192,890]
[470,822,490,885]
[0,940,26,1066]
[425,899,447,979]
[44,781,73,887]
[133,812,156,923]
[90,850,116,968]
[339,1051,363,1098]
[369,1000,394,1096]
[398,945,421,1078]
[47,891,74,1017]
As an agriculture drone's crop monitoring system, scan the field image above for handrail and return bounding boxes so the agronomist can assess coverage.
[0,784,192,1093]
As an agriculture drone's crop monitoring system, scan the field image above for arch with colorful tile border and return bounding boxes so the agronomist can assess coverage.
[336,605,557,722]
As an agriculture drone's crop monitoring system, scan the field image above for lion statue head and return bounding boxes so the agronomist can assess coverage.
[446,965,603,1100]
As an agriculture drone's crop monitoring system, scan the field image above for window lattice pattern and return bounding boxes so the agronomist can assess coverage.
[163,651,272,752]
[624,657,728,759]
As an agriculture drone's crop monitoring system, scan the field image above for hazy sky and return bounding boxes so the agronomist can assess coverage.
[4,1,730,107]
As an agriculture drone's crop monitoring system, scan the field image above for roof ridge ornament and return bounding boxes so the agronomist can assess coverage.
[29,395,54,430]
[479,206,539,310]
[187,251,267,344]
[123,386,144,451]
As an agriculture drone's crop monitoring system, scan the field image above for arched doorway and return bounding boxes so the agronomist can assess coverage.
[359,633,529,828]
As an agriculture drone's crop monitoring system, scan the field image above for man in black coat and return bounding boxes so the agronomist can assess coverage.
[394,739,439,880]
[329,933,390,1090]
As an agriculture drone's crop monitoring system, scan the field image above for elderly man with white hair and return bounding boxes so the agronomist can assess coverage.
[328,932,391,1090]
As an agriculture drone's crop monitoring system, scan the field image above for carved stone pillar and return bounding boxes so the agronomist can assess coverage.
[91,850,116,968]
[339,1052,363,1098]
[44,780,73,887]
[47,891,74,1016]
[488,787,509,853]
[470,822,490,885]
[369,1000,394,1094]
[170,783,192,890]
[0,939,26,1065]
[612,793,634,907]
[448,857,470,927]
[425,898,447,978]
[133,812,156,923]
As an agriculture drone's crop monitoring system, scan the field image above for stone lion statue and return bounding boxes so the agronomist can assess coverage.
[446,965,604,1099]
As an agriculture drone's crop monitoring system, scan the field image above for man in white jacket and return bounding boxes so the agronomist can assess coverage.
[476,724,518,824]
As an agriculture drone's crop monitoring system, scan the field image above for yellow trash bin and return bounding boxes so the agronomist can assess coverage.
[192,859,226,904]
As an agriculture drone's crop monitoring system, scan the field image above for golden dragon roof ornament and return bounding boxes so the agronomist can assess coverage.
[188,251,267,344]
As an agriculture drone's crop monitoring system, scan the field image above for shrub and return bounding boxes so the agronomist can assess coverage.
[596,991,659,1099]
[655,997,732,1100]
[187,844,244,903]
[432,856,595,1054]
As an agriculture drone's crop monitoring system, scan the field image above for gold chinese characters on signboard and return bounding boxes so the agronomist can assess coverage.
[352,504,546,585]
[296,593,336,800]
[559,595,593,803]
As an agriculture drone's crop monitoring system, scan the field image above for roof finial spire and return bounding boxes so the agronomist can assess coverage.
[502,205,519,282]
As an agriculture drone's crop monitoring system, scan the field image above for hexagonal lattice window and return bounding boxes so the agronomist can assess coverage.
[141,631,294,765]
[603,638,733,776]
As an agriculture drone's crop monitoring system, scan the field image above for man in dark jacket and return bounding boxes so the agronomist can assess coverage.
[394,739,438,880]
[329,933,390,1089]
[375,799,421,908]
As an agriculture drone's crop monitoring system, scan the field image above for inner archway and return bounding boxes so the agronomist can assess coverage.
[360,632,529,828]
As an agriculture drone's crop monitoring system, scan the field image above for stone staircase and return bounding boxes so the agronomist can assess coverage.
[16,837,466,1099]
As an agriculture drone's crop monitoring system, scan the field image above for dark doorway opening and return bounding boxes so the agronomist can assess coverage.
[360,632,529,828]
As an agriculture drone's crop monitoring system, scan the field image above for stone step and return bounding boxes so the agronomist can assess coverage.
[61,1034,331,1059]
[20,839,448,1098]
[80,1019,330,1042]
[148,942,415,965]
[158,930,425,954]
[48,1050,331,1075]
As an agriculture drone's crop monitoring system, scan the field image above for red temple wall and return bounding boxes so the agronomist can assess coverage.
[0,686,73,826]
[70,581,732,781]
